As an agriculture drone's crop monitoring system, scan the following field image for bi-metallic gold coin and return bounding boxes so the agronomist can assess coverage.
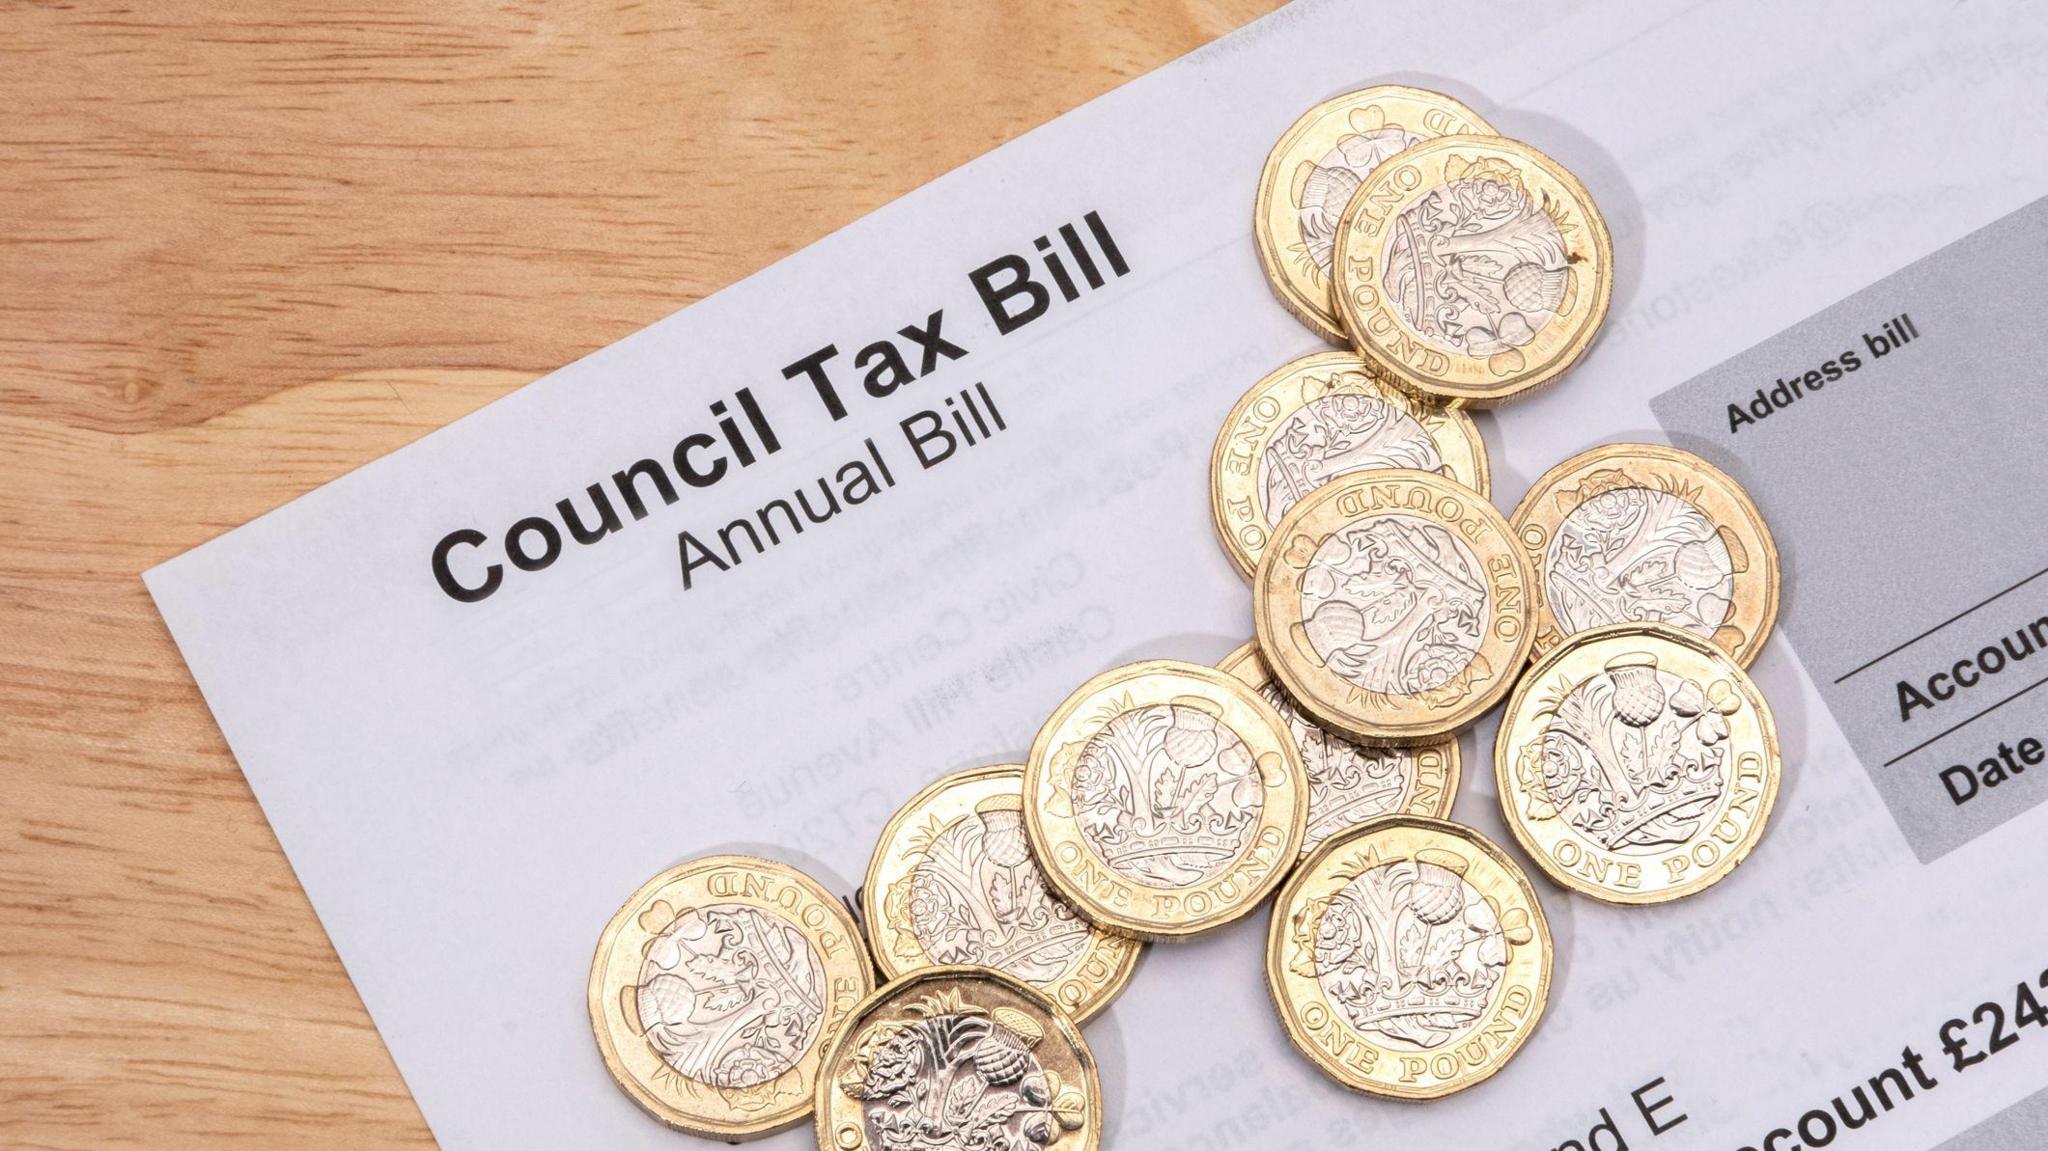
[815,965,1102,1151]
[1210,350,1490,579]
[1252,469,1535,745]
[1217,641,1458,857]
[1255,85,1496,342]
[1266,816,1551,1099]
[1509,442,1780,667]
[1334,135,1613,406]
[1024,659,1307,940]
[1494,622,1782,904]
[588,854,874,1140]
[862,764,1143,1023]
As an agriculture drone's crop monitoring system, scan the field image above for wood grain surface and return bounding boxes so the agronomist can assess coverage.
[0,3,1280,1146]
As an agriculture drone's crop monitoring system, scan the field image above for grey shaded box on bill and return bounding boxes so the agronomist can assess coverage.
[1652,196,2048,862]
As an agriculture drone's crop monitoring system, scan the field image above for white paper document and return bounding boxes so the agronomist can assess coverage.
[145,2,2048,1148]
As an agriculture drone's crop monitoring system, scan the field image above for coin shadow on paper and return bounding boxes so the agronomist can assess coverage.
[1077,993,1131,1126]
[1734,636,1811,818]
[1101,630,1248,670]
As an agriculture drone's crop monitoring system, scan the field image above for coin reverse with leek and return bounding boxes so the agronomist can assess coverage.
[1254,85,1496,342]
[862,764,1144,1023]
[1209,350,1491,578]
[1024,659,1307,939]
[1252,469,1535,745]
[1508,442,1780,667]
[1266,817,1551,1100]
[1494,622,1782,904]
[588,855,875,1140]
[1217,641,1458,857]
[815,966,1102,1151]
[1334,134,1613,406]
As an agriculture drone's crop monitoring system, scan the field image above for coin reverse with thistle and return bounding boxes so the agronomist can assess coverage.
[862,764,1143,1023]
[588,855,875,1139]
[1509,442,1780,666]
[1266,817,1551,1099]
[1024,659,1308,939]
[1217,641,1458,858]
[1210,350,1490,579]
[1334,134,1613,406]
[1253,469,1535,745]
[1255,85,1496,342]
[815,966,1102,1151]
[1494,622,1782,904]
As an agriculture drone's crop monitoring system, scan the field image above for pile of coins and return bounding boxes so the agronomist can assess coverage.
[588,84,1785,1146]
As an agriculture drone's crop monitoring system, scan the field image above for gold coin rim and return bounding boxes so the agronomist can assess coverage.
[1251,468,1535,744]
[1216,640,1461,851]
[1263,815,1552,1100]
[812,964,1103,1151]
[1023,658,1308,940]
[1491,621,1783,905]
[1333,134,1614,406]
[859,763,1144,1023]
[1207,349,1492,579]
[1507,442,1781,667]
[587,853,874,1140]
[1253,85,1497,343]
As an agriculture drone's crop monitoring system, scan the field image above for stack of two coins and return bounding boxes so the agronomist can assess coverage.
[588,849,1109,1150]
[1236,456,1557,1101]
[1495,440,1784,904]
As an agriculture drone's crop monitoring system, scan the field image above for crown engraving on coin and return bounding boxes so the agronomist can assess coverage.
[1254,471,1533,744]
[1335,135,1613,405]
[1299,514,1493,699]
[1070,699,1263,887]
[1381,153,1576,365]
[1026,661,1307,938]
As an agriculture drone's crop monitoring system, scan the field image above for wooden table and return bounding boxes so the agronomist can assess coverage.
[0,4,1277,1145]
